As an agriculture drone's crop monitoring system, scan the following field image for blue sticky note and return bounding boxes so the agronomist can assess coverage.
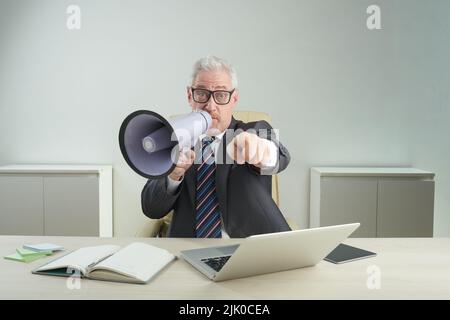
[23,243,64,252]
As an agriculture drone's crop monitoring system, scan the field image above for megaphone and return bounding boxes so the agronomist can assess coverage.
[119,109,212,179]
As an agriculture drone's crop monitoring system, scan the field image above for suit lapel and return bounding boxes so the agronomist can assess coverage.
[184,163,197,209]
[185,139,202,208]
[215,117,238,225]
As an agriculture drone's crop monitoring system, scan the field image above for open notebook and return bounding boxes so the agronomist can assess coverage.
[32,242,175,284]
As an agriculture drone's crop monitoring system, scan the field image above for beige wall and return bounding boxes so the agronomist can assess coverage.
[0,0,449,236]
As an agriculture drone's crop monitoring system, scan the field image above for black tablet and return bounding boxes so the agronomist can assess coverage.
[324,243,377,264]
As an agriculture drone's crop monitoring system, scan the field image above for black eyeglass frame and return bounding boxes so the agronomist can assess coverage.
[190,87,236,105]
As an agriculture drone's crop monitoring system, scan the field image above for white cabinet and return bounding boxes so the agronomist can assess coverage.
[0,165,113,237]
[310,167,435,237]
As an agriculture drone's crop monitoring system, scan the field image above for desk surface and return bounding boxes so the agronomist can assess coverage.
[1,236,449,299]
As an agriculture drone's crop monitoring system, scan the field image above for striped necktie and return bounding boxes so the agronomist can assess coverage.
[195,137,222,238]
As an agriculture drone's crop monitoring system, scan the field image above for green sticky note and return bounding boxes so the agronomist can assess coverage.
[4,252,45,263]
[16,248,52,257]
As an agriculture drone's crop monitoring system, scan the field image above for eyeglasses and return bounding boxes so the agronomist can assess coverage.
[191,87,235,105]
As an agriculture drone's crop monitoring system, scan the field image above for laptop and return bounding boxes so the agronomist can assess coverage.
[180,222,360,281]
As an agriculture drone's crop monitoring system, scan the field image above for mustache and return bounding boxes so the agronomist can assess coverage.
[208,112,220,119]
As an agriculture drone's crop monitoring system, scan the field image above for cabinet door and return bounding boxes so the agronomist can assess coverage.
[320,177,377,237]
[0,175,44,235]
[377,179,434,237]
[43,174,99,236]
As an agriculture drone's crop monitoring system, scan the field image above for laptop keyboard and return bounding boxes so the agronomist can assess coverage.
[201,255,232,272]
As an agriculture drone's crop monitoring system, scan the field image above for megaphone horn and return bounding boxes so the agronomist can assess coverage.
[119,109,212,179]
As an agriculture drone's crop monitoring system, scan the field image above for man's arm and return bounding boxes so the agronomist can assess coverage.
[141,177,181,219]
[232,120,291,175]
[260,124,290,175]
[141,148,194,219]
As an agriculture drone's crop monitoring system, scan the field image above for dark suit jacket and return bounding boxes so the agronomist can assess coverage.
[141,116,291,238]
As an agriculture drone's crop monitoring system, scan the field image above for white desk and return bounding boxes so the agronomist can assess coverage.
[1,236,450,299]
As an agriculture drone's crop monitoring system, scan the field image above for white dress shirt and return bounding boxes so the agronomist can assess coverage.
[166,131,279,238]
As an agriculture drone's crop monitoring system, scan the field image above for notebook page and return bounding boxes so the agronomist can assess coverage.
[89,242,175,282]
[35,245,120,275]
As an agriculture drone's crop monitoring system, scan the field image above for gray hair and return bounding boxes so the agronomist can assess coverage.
[191,55,238,88]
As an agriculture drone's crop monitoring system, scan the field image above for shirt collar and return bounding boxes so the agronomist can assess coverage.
[199,129,226,142]
[198,116,237,142]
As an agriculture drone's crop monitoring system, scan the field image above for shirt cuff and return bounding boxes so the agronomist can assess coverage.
[166,175,183,194]
[260,139,279,168]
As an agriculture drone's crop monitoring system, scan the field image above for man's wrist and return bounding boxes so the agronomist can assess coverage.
[167,174,183,194]
[169,173,183,181]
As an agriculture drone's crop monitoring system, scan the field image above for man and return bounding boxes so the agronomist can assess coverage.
[141,55,291,238]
